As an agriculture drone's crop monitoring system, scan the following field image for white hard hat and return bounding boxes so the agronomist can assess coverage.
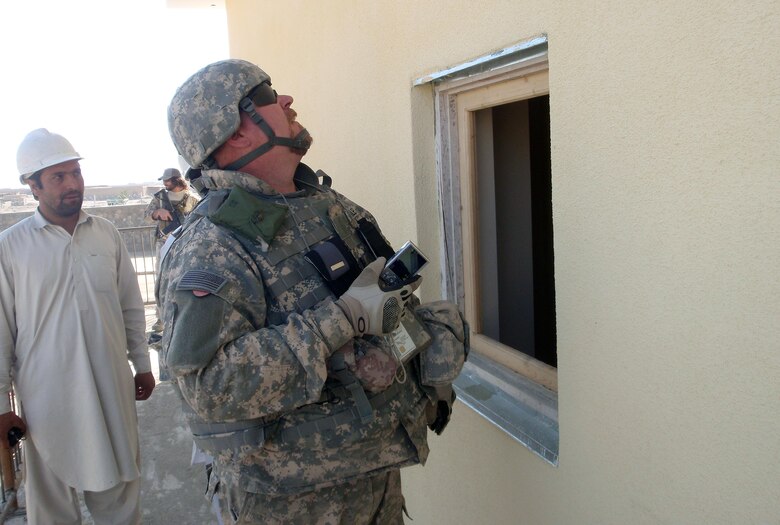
[17,128,82,184]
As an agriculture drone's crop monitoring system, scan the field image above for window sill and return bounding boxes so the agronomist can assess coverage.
[453,352,559,465]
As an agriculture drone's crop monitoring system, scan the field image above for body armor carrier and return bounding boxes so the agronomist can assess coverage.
[163,167,436,494]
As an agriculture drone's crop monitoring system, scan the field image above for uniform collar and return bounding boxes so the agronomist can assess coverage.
[200,163,319,198]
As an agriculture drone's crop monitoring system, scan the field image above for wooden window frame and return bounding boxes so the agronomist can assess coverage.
[435,56,557,392]
[420,37,559,464]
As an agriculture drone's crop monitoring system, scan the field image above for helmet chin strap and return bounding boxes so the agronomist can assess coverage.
[222,97,312,172]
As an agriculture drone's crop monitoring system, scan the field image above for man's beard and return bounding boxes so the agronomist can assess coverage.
[286,109,313,156]
[55,192,83,216]
[291,130,313,156]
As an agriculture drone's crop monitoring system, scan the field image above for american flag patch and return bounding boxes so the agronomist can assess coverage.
[177,270,227,294]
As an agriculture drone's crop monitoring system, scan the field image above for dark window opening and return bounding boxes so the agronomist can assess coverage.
[474,94,557,367]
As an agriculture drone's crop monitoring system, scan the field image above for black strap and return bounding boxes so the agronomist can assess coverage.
[223,98,311,172]
[357,218,394,259]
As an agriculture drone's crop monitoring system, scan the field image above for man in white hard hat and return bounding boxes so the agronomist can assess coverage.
[0,128,155,524]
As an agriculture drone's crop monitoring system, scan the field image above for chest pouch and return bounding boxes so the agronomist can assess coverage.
[304,235,361,296]
[414,301,468,387]
[209,186,288,244]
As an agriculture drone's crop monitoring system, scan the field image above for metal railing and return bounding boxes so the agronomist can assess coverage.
[118,226,159,305]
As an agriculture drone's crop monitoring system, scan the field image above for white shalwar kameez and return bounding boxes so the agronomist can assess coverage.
[0,210,150,518]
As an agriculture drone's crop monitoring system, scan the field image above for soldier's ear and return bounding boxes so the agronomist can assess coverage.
[226,116,255,149]
[213,121,253,168]
[219,131,250,157]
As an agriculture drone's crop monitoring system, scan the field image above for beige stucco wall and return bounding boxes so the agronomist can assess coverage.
[225,1,780,523]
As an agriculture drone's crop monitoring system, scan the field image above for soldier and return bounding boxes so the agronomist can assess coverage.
[145,167,199,346]
[145,167,199,243]
[159,59,467,524]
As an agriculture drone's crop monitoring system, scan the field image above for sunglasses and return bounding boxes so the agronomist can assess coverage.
[247,82,278,107]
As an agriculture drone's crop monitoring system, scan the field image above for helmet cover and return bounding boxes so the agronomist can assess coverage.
[168,59,270,168]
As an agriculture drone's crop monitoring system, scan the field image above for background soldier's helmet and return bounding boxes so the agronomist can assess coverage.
[168,59,270,169]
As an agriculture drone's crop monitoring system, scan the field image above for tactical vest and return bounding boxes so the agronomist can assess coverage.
[169,168,433,494]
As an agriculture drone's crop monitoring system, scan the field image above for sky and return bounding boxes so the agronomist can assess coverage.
[0,0,228,190]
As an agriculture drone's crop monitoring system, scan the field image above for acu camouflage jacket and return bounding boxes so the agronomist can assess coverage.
[157,164,432,495]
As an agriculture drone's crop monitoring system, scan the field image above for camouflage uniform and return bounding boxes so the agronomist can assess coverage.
[145,188,199,343]
[144,188,199,242]
[157,164,434,523]
[218,470,404,524]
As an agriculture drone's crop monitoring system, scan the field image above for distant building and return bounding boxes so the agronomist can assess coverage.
[0,184,163,214]
[83,184,162,200]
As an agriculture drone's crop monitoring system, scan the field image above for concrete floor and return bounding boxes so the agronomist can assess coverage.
[3,307,221,524]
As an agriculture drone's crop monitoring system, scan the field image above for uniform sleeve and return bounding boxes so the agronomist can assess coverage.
[0,241,16,413]
[113,226,151,373]
[144,195,159,223]
[161,233,355,423]
[185,194,200,213]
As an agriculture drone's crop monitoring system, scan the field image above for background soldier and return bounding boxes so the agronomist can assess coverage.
[145,167,199,243]
[145,168,198,347]
[159,59,467,524]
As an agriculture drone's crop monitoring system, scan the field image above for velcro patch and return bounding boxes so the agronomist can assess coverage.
[177,270,227,294]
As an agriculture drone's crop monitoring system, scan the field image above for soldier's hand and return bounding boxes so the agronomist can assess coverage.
[0,411,26,450]
[427,398,454,435]
[336,258,420,337]
[354,345,398,392]
[153,209,173,221]
[329,342,398,393]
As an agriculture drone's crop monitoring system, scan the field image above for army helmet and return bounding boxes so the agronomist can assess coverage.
[168,59,270,169]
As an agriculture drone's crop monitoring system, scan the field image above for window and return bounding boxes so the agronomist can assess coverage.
[458,68,557,387]
[418,36,558,463]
